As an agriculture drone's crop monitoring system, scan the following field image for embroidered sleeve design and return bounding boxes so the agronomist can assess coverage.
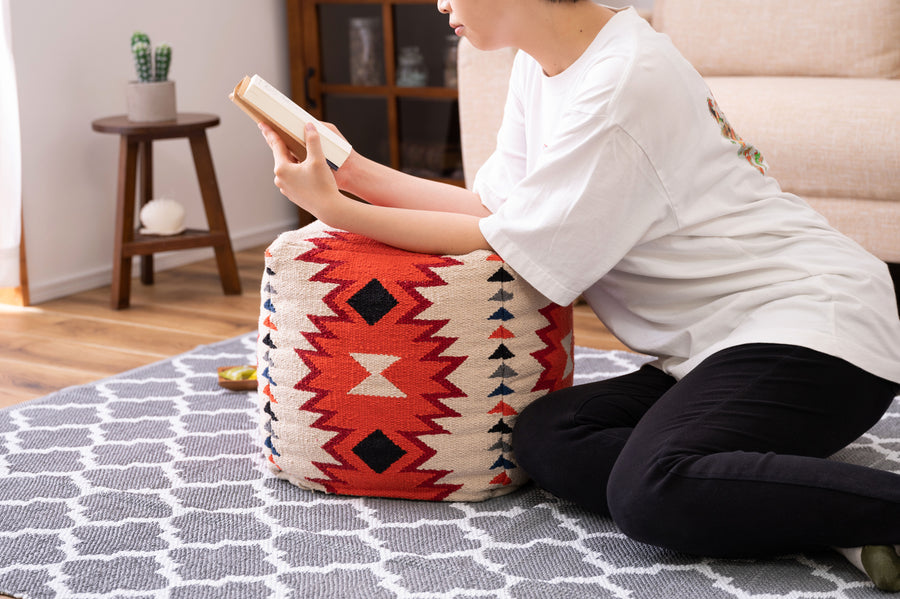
[707,97,768,175]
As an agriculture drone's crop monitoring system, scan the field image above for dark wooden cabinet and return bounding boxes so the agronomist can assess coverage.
[286,0,463,187]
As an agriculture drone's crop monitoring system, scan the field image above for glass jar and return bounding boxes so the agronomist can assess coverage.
[396,46,428,87]
[349,17,384,86]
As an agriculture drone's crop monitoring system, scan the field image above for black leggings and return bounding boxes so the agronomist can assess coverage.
[513,343,900,558]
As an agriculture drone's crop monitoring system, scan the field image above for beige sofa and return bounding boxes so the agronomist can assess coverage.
[457,0,900,287]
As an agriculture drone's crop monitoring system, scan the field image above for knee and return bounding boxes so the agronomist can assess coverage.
[606,455,685,550]
[606,462,657,542]
[607,454,712,554]
[512,393,566,477]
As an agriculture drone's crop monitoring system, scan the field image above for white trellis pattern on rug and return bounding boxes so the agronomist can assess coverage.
[0,333,897,598]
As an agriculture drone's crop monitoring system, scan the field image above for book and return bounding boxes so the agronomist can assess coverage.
[230,74,352,170]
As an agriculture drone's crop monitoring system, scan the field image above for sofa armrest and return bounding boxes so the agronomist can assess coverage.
[651,0,900,78]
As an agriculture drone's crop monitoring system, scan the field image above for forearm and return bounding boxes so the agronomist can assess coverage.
[262,122,490,255]
[337,152,490,217]
[323,194,492,256]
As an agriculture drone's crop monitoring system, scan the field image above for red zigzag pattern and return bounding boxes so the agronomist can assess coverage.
[294,231,466,501]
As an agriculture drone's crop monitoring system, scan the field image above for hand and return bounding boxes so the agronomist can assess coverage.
[260,122,343,220]
[316,121,358,190]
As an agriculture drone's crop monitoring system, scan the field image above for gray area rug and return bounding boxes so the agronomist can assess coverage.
[1,333,897,598]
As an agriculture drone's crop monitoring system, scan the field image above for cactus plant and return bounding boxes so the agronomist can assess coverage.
[130,31,172,83]
[154,44,172,82]
[130,31,150,48]
[132,41,153,82]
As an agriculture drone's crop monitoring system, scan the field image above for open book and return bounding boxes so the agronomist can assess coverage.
[230,74,352,170]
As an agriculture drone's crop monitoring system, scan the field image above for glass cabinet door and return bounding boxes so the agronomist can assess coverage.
[325,95,391,166]
[295,0,464,186]
[399,98,462,180]
[394,4,458,89]
[318,4,385,86]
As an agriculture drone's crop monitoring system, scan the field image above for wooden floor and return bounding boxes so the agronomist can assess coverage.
[0,246,627,407]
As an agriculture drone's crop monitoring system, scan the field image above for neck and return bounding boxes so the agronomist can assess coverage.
[516,2,616,77]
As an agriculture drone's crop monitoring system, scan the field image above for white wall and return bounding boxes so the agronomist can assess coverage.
[10,0,296,303]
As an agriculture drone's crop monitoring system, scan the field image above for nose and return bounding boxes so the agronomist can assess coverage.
[437,0,450,14]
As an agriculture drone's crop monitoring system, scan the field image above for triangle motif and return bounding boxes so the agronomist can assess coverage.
[490,471,513,486]
[489,288,514,302]
[264,435,281,456]
[490,364,518,378]
[488,307,514,322]
[263,384,276,402]
[488,383,514,397]
[349,353,406,398]
[488,401,518,416]
[490,455,517,470]
[488,438,513,452]
[488,418,513,434]
[488,267,515,283]
[489,344,515,360]
[489,326,514,339]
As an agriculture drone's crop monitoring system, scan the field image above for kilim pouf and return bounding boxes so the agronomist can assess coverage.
[257,220,574,502]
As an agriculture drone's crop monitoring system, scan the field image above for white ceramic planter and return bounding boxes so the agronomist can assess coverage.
[126,80,177,122]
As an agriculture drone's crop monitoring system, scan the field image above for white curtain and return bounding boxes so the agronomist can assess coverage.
[0,0,22,288]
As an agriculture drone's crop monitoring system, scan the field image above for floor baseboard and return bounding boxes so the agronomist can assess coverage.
[27,220,296,305]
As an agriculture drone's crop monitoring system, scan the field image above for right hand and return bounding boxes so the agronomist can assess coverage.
[317,120,359,191]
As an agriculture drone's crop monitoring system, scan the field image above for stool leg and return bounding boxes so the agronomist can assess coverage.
[188,131,241,295]
[112,136,139,309]
[138,139,154,286]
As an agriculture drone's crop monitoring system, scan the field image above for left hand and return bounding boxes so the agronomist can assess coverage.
[260,122,343,220]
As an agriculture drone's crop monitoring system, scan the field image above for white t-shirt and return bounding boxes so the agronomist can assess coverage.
[477,8,900,383]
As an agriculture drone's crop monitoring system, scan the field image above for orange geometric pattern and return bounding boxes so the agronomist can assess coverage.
[259,223,575,502]
[295,231,466,501]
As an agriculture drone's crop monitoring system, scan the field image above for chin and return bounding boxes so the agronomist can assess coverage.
[465,35,506,52]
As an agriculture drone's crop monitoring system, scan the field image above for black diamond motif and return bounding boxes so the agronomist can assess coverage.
[347,279,399,325]
[352,429,406,474]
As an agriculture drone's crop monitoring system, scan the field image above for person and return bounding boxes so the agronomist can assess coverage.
[259,0,900,591]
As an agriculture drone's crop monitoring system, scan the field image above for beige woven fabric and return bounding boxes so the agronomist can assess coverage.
[805,197,900,264]
[706,77,900,203]
[653,0,900,78]
[258,221,574,502]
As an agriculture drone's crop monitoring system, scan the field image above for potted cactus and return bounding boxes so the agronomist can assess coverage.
[125,31,176,122]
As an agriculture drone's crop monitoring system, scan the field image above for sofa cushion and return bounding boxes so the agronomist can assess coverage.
[258,221,574,501]
[707,76,900,203]
[805,197,900,264]
[653,0,900,78]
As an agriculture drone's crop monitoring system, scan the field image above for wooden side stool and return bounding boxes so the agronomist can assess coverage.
[92,113,241,309]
